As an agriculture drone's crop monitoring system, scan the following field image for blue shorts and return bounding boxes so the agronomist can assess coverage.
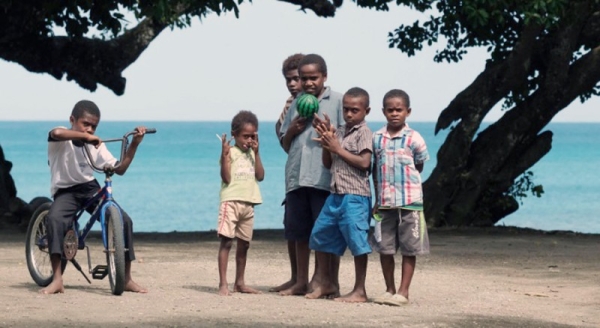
[309,194,372,256]
[284,187,330,241]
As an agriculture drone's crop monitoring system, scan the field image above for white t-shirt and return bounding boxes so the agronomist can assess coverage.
[48,127,117,196]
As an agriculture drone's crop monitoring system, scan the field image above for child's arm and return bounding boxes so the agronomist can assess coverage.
[281,116,306,153]
[114,127,148,175]
[50,128,101,146]
[220,133,232,184]
[372,157,380,215]
[314,120,333,169]
[416,163,424,173]
[320,131,371,171]
[321,146,333,169]
[251,133,265,181]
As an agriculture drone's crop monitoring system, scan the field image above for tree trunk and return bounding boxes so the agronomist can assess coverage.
[0,145,17,211]
[423,3,600,227]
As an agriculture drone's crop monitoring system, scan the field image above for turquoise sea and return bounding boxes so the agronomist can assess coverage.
[1,121,599,234]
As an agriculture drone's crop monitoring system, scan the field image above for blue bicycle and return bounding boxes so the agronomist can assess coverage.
[25,128,156,295]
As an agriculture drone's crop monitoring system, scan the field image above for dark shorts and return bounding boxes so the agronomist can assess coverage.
[284,187,330,241]
[47,180,136,261]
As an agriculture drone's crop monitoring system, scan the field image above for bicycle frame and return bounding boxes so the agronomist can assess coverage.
[71,176,123,252]
[25,128,155,293]
[73,129,155,251]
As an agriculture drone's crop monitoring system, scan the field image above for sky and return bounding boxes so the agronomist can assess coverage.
[1,1,598,123]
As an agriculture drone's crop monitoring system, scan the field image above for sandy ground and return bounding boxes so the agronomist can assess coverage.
[0,227,599,327]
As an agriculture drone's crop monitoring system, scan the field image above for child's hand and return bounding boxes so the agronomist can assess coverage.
[250,133,259,154]
[313,122,331,144]
[312,113,335,133]
[220,133,232,157]
[372,205,382,222]
[320,129,341,154]
[372,205,379,216]
[131,126,148,145]
[288,116,307,136]
[85,134,102,148]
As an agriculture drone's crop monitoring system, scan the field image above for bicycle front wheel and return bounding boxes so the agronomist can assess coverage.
[105,205,126,295]
[25,202,67,286]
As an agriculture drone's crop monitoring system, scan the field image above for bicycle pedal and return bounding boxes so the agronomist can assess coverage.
[91,265,108,280]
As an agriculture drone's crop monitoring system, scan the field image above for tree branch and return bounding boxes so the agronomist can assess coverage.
[434,22,541,134]
[0,0,341,95]
[0,17,169,95]
[277,0,339,17]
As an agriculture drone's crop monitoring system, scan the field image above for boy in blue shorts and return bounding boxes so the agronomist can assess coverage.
[217,110,264,296]
[279,54,343,296]
[370,89,430,306]
[307,87,373,302]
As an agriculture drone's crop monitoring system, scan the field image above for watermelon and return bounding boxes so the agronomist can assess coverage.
[295,93,319,118]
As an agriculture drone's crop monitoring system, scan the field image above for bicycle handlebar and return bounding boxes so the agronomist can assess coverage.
[83,128,156,173]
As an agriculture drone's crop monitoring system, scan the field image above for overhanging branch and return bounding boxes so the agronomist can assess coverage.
[0,16,169,95]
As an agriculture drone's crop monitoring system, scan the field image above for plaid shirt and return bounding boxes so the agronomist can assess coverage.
[372,124,429,207]
[329,121,372,197]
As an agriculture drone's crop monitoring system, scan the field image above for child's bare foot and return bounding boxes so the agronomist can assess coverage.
[124,279,148,293]
[326,290,341,299]
[269,279,296,292]
[308,279,318,293]
[39,280,64,294]
[234,284,262,294]
[305,284,337,299]
[279,283,308,296]
[334,290,368,303]
[218,284,231,296]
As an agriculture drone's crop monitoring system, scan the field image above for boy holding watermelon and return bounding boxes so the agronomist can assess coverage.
[279,54,343,296]
[307,87,373,302]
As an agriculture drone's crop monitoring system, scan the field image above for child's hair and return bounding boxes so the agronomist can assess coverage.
[298,54,327,75]
[345,87,370,107]
[231,110,259,136]
[71,100,101,119]
[282,53,305,76]
[383,89,410,108]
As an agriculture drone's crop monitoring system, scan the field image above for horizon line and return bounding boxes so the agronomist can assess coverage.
[1,119,599,123]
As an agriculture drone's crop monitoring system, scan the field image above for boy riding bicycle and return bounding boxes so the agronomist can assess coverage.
[42,100,148,294]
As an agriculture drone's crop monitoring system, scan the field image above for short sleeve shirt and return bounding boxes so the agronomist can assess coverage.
[280,87,343,193]
[372,124,429,207]
[275,96,294,141]
[48,127,117,196]
[219,146,262,205]
[329,121,373,197]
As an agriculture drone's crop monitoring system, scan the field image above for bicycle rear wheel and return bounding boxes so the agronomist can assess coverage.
[105,205,125,295]
[25,202,67,286]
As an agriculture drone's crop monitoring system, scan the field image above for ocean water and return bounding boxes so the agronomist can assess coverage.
[1,121,599,233]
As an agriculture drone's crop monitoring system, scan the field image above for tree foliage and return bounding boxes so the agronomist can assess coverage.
[359,0,600,226]
[0,0,339,95]
[2,0,599,228]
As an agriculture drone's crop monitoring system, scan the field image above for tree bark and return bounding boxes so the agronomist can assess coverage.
[424,3,600,227]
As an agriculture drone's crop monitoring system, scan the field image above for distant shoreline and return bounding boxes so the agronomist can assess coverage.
[1,120,599,124]
[130,225,600,240]
[4,226,596,244]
